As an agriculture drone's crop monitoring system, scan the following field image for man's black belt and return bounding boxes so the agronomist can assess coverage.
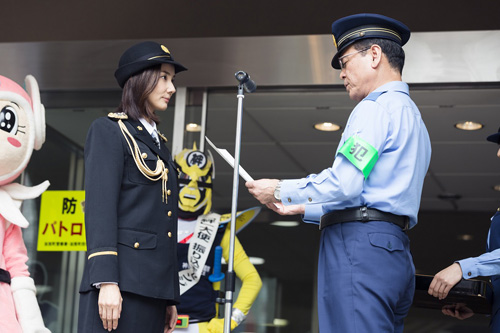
[0,268,11,284]
[319,206,409,231]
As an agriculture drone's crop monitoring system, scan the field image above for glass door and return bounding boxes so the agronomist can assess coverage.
[21,125,85,332]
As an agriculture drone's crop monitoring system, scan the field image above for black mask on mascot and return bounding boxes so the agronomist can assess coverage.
[174,145,214,220]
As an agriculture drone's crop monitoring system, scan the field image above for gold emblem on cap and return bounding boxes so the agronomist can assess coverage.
[161,45,170,54]
[137,126,143,131]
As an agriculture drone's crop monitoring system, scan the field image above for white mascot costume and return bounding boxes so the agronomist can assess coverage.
[0,75,51,332]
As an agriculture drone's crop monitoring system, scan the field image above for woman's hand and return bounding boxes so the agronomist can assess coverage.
[164,305,178,333]
[98,283,123,331]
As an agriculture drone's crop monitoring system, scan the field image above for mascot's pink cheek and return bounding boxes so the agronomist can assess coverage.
[7,137,21,148]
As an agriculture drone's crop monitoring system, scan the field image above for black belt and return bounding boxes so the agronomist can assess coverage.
[0,268,11,284]
[319,206,409,231]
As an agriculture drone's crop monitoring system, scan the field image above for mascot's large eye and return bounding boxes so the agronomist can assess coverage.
[0,105,19,134]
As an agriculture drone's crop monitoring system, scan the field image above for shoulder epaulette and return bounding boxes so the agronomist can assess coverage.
[108,112,128,120]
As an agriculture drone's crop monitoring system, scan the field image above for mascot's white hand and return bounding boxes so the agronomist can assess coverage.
[11,276,51,332]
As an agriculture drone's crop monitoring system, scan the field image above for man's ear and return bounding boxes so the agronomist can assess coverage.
[370,45,383,68]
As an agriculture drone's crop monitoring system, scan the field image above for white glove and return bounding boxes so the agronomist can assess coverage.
[11,276,51,333]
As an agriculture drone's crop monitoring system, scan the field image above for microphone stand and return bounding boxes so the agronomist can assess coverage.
[223,71,254,333]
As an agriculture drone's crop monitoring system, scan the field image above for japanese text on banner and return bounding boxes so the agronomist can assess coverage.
[37,191,86,251]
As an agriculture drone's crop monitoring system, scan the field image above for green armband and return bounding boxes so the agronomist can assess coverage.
[337,136,379,179]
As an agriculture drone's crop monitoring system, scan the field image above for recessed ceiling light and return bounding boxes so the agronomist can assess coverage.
[314,122,341,132]
[186,123,201,132]
[270,221,299,227]
[457,234,474,241]
[272,318,289,327]
[249,257,265,265]
[455,121,483,131]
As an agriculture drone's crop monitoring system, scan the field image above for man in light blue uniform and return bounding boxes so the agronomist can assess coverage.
[429,127,500,330]
[246,13,431,332]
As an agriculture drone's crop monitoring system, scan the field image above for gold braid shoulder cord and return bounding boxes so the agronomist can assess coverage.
[117,119,169,203]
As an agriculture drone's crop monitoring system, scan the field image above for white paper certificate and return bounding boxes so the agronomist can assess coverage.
[205,137,254,182]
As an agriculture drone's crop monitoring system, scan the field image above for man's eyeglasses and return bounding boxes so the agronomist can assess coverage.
[338,47,370,69]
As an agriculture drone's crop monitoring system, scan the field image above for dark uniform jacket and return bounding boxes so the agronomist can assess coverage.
[79,116,179,303]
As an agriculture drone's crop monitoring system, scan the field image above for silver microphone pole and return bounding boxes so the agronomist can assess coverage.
[223,71,256,333]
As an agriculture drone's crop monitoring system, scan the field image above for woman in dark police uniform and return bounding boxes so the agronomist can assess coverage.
[78,41,187,333]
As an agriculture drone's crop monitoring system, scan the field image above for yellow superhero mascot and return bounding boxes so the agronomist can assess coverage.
[174,145,262,332]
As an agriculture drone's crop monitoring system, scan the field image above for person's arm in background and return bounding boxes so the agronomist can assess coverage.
[207,230,262,332]
[429,248,500,300]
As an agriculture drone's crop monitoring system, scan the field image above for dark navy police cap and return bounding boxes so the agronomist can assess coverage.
[487,127,500,144]
[115,41,187,88]
[331,13,411,69]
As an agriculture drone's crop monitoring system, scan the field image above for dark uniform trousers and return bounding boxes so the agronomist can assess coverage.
[78,117,179,332]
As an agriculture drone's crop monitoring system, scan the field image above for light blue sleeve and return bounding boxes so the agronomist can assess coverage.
[457,248,500,279]
[279,100,389,207]
[302,204,324,224]
[280,160,363,207]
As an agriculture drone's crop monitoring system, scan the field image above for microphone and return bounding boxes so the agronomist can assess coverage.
[235,71,257,93]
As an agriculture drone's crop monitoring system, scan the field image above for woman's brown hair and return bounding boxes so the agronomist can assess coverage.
[117,64,162,124]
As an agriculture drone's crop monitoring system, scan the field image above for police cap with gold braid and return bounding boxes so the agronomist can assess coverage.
[115,41,188,88]
[331,13,410,69]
